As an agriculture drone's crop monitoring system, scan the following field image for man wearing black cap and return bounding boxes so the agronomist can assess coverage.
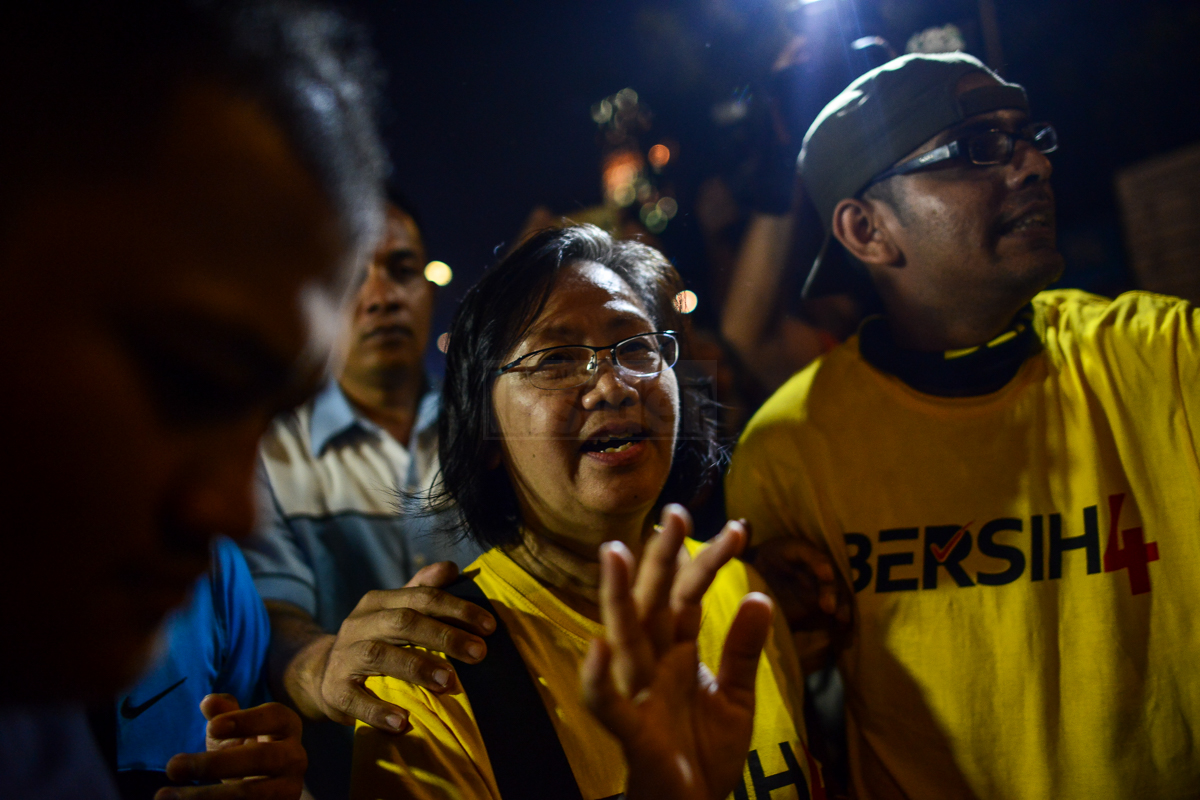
[726,52,1200,798]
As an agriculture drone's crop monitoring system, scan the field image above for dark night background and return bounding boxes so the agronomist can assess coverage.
[342,0,1200,376]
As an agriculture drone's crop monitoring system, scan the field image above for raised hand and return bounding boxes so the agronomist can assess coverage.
[156,694,305,800]
[284,561,497,733]
[581,504,775,800]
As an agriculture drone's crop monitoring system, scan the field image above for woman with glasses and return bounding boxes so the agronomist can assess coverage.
[350,224,822,800]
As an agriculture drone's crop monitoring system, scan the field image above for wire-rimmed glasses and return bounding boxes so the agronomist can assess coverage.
[495,331,679,390]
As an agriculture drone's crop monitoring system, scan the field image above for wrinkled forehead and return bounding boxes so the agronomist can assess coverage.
[521,261,654,344]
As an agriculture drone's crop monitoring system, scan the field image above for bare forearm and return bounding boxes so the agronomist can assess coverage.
[265,599,335,720]
[720,212,793,356]
[262,570,497,732]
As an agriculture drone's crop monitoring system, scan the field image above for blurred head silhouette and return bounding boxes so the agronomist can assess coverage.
[0,0,386,701]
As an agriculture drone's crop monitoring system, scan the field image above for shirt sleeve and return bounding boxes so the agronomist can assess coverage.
[1168,299,1200,460]
[351,675,498,800]
[1081,292,1200,477]
[724,415,824,549]
[209,537,272,707]
[724,395,844,675]
[238,458,319,616]
[1133,295,1200,488]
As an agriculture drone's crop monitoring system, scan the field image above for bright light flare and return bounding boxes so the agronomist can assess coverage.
[425,260,453,286]
[674,290,698,314]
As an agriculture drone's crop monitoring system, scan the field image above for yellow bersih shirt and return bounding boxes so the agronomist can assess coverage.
[726,289,1200,799]
[351,542,823,800]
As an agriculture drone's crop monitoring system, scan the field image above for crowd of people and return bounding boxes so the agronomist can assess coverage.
[2,1,1197,800]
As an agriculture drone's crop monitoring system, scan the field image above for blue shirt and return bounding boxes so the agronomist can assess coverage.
[113,537,270,779]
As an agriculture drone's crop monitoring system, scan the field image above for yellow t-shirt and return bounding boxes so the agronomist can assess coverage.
[725,289,1200,799]
[351,542,823,800]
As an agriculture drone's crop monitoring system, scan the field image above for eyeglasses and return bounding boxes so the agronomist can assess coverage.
[496,331,679,390]
[864,122,1058,189]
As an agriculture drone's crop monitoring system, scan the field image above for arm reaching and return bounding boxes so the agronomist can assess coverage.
[271,561,497,733]
[750,535,853,674]
[581,505,775,800]
[751,536,852,630]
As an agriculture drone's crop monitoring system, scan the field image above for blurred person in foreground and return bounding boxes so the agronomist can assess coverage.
[0,0,387,796]
[351,225,824,800]
[727,52,1200,798]
[244,184,485,798]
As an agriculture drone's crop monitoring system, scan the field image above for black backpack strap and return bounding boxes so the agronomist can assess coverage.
[444,573,585,800]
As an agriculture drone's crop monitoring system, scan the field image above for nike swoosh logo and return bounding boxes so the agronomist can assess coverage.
[120,677,188,719]
[930,521,973,563]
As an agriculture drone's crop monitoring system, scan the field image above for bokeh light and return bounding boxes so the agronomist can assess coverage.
[656,196,678,219]
[648,144,670,169]
[603,150,645,207]
[425,260,453,286]
[437,332,450,353]
[640,202,667,233]
[674,290,698,314]
[590,98,613,124]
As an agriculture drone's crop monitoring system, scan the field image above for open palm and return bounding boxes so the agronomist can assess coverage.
[581,505,774,800]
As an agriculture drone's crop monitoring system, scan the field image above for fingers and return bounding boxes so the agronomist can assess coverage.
[635,508,685,603]
[599,541,657,697]
[631,506,690,643]
[206,702,302,742]
[345,637,460,690]
[670,520,747,642]
[715,592,774,709]
[758,537,836,582]
[753,537,850,629]
[325,592,494,730]
[353,586,496,637]
[322,677,412,732]
[199,693,240,722]
[580,638,639,742]
[165,739,306,785]
[404,560,460,589]
[322,638,463,728]
[352,605,489,664]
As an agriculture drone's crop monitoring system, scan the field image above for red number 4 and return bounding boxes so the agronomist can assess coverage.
[1103,493,1159,595]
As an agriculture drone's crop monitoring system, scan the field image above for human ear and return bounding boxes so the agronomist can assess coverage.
[831,198,901,267]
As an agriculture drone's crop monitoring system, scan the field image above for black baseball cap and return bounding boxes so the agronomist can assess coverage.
[798,52,1029,297]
